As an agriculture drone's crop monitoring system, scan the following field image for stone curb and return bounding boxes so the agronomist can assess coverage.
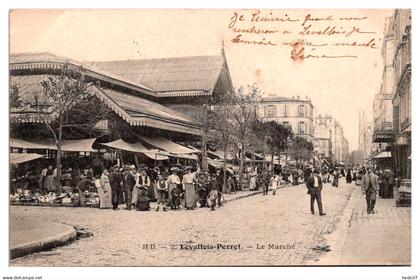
[10,223,77,260]
[224,190,263,202]
[311,185,357,265]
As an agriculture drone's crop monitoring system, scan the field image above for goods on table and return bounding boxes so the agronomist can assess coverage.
[10,189,99,207]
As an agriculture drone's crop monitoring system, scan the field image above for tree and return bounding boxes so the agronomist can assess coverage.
[249,118,270,170]
[10,83,22,108]
[212,93,236,193]
[265,121,293,166]
[28,65,110,184]
[289,136,314,164]
[231,84,262,189]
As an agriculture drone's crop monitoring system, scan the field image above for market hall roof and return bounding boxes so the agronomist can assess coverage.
[10,52,155,95]
[89,54,234,97]
[9,75,201,135]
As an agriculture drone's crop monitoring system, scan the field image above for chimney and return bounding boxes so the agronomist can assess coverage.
[297,95,300,100]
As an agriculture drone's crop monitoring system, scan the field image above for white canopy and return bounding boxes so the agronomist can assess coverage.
[372,151,392,159]
[10,153,44,164]
[138,136,196,155]
[10,138,97,152]
[101,139,169,161]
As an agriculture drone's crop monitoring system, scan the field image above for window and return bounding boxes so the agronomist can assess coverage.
[283,121,290,127]
[284,104,288,117]
[265,105,276,118]
[298,104,305,117]
[298,122,305,134]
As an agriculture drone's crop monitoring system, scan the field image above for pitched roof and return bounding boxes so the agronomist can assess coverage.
[90,55,226,95]
[10,52,155,93]
[10,52,71,64]
[10,74,200,135]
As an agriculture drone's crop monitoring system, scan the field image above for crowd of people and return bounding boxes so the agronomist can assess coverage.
[11,157,398,214]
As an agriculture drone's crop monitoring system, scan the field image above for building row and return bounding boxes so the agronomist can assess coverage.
[370,9,411,180]
[257,96,349,163]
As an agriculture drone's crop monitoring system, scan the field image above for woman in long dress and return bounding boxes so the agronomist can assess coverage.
[166,167,181,209]
[98,169,112,209]
[346,168,352,183]
[249,167,257,190]
[44,165,56,193]
[182,167,197,210]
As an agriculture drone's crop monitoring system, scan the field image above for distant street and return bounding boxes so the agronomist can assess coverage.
[11,180,354,266]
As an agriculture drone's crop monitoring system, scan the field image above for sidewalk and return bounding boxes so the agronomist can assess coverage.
[10,216,76,259]
[318,186,411,265]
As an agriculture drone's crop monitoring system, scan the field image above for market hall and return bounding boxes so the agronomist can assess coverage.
[10,51,234,208]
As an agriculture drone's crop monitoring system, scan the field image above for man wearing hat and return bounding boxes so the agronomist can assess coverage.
[306,168,326,216]
[123,165,136,210]
[361,165,379,214]
[155,171,168,211]
[109,165,122,210]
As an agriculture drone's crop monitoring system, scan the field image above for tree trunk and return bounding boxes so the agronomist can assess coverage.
[238,141,245,190]
[270,149,274,172]
[222,144,228,193]
[55,122,63,192]
[201,106,208,171]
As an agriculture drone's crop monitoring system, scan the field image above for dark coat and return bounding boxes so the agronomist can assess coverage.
[124,173,136,191]
[76,178,93,192]
[306,174,323,195]
[109,172,122,190]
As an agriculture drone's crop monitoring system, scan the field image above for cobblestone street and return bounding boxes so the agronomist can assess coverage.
[10,180,354,266]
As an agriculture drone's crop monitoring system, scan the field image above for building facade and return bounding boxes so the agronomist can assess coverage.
[359,109,374,161]
[257,96,314,141]
[391,9,411,179]
[372,16,395,153]
[314,115,348,162]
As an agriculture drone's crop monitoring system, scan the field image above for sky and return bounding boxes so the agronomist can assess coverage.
[9,9,394,151]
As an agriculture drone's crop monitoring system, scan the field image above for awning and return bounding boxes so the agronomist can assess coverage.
[372,151,392,159]
[61,139,97,152]
[100,139,169,161]
[208,150,235,160]
[10,138,97,152]
[187,145,202,154]
[101,139,148,153]
[10,138,54,150]
[10,153,44,164]
[139,136,196,155]
[208,159,223,169]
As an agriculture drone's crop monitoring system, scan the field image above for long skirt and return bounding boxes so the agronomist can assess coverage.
[99,185,112,209]
[168,184,177,202]
[44,175,55,192]
[184,183,197,209]
[132,186,139,205]
[249,176,256,190]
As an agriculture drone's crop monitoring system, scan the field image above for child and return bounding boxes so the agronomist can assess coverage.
[271,172,281,195]
[207,181,219,211]
[170,187,183,210]
[136,186,150,211]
